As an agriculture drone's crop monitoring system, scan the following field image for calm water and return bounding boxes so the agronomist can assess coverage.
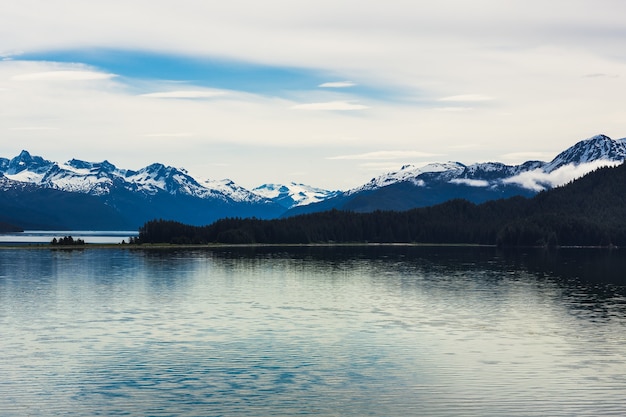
[1,246,625,416]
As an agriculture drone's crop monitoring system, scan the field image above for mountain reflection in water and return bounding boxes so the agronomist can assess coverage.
[0,246,624,416]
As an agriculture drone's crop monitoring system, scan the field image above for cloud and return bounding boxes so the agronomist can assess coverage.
[140,90,227,99]
[292,101,368,111]
[143,132,195,138]
[318,81,356,88]
[438,94,494,102]
[8,126,59,131]
[501,151,551,161]
[583,73,619,78]
[357,162,409,170]
[3,1,626,189]
[503,160,621,191]
[12,70,115,81]
[328,150,438,160]
[449,178,489,187]
[434,107,473,112]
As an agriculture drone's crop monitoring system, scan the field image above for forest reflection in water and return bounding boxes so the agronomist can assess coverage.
[0,245,625,416]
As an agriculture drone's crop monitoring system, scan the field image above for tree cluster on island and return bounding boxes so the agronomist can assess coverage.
[133,162,626,247]
[50,236,86,246]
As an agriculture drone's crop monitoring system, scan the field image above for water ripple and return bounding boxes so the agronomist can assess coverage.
[0,247,625,416]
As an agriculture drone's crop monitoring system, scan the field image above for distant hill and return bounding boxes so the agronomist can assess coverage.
[0,221,22,233]
[0,151,284,229]
[136,162,626,247]
[0,176,132,230]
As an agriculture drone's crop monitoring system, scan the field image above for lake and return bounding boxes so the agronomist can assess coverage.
[1,246,625,416]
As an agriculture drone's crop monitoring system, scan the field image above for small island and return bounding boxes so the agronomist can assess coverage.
[50,236,86,246]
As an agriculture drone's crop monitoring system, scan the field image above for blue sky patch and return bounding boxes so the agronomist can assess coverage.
[17,49,397,101]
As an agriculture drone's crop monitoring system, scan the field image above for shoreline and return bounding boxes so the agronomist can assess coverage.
[0,242,619,250]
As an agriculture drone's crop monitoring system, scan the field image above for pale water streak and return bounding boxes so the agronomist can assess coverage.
[0,231,137,245]
[0,246,625,416]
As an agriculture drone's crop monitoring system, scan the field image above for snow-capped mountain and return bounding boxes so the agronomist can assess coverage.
[351,162,466,193]
[285,134,626,216]
[2,133,625,229]
[350,134,625,194]
[0,151,283,229]
[543,134,626,172]
[253,182,340,209]
[0,150,267,203]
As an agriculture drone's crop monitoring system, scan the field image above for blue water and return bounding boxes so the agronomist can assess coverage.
[1,246,625,416]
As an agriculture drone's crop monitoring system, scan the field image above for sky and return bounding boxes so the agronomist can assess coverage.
[2,0,626,190]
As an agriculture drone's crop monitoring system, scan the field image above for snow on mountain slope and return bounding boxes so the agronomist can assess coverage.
[502,135,626,191]
[351,162,466,194]
[543,134,626,172]
[2,134,625,215]
[124,163,227,200]
[0,151,268,204]
[347,134,626,194]
[200,178,270,203]
[253,182,340,209]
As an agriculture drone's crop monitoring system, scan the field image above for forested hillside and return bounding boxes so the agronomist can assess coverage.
[0,221,22,233]
[135,163,626,247]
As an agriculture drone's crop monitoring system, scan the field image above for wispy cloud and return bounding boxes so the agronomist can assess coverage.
[501,151,551,161]
[583,73,619,78]
[140,90,227,99]
[143,132,195,138]
[449,178,489,187]
[447,143,480,150]
[12,70,115,81]
[356,162,412,172]
[318,81,356,88]
[434,106,473,112]
[438,94,494,102]
[292,101,368,111]
[4,0,626,189]
[328,150,438,160]
[9,126,59,131]
[503,160,621,191]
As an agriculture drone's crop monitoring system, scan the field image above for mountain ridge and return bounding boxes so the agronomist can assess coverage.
[284,134,626,216]
[1,133,625,229]
[135,160,626,247]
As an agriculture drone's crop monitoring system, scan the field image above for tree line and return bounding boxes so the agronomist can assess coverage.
[51,236,86,246]
[134,162,626,247]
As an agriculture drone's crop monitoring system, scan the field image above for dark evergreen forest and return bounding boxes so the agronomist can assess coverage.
[135,163,626,247]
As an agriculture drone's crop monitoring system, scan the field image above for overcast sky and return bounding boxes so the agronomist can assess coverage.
[2,0,626,189]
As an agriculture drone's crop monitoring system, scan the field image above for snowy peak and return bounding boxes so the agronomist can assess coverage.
[2,134,626,214]
[127,163,197,195]
[347,134,626,195]
[6,150,53,176]
[352,162,466,193]
[544,134,626,172]
[0,151,271,204]
[66,158,120,175]
[200,178,268,203]
[253,182,340,209]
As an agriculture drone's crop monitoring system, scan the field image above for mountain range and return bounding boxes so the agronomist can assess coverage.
[136,156,626,247]
[284,134,626,215]
[1,134,624,230]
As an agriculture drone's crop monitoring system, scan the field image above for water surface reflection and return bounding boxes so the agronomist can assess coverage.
[0,246,624,416]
